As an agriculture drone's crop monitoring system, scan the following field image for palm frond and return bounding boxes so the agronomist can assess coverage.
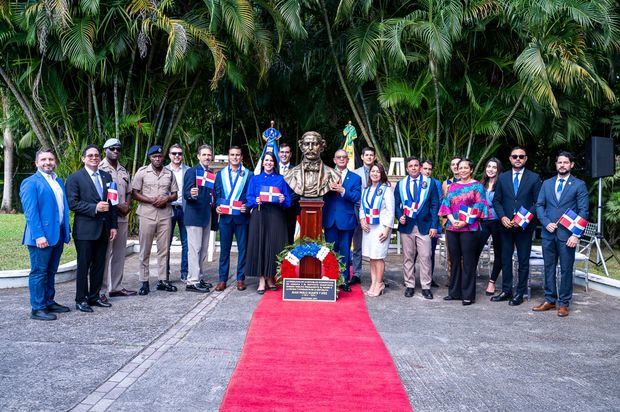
[220,0,255,52]
[60,17,97,72]
[346,21,381,82]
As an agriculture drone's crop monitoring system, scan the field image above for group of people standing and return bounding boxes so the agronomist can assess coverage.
[21,139,588,321]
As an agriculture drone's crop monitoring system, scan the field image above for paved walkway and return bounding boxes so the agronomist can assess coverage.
[1,251,619,411]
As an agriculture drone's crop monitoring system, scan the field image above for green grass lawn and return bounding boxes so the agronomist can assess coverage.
[588,248,620,280]
[0,214,77,271]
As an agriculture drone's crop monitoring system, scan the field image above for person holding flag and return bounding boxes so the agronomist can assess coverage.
[214,146,252,292]
[359,163,394,297]
[491,147,542,306]
[439,159,488,306]
[394,157,439,299]
[534,151,588,317]
[246,152,291,294]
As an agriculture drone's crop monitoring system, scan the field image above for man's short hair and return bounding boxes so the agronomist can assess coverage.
[197,144,213,155]
[361,147,376,156]
[280,143,291,150]
[35,148,56,161]
[82,144,100,157]
[229,146,243,155]
[422,159,433,167]
[450,155,462,162]
[169,143,182,153]
[510,146,526,154]
[556,151,574,163]
[405,156,420,166]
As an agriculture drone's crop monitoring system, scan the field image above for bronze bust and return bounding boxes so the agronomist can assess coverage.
[284,131,340,197]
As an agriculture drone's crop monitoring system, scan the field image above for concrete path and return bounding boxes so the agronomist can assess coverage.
[1,251,619,411]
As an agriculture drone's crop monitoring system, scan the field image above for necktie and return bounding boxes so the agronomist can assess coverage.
[413,178,420,203]
[556,178,564,201]
[92,172,104,199]
[513,172,520,195]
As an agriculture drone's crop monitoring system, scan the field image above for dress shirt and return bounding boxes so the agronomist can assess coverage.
[85,166,104,199]
[511,169,523,191]
[280,163,291,174]
[39,170,64,223]
[336,167,347,196]
[555,174,570,194]
[169,164,185,205]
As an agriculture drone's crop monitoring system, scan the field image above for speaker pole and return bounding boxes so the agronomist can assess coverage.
[589,177,619,278]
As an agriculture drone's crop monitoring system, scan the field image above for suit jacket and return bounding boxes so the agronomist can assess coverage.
[354,165,370,189]
[20,172,71,247]
[66,168,118,241]
[322,169,361,231]
[493,169,542,232]
[214,166,252,225]
[183,164,213,227]
[536,175,589,241]
[394,175,439,235]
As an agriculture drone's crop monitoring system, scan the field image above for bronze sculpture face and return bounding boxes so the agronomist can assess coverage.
[284,131,340,198]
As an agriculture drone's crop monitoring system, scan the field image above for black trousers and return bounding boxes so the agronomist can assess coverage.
[500,228,533,296]
[477,220,503,282]
[75,230,109,303]
[447,230,480,301]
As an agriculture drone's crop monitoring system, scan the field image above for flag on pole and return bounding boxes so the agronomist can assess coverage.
[107,182,119,205]
[196,169,215,188]
[219,199,243,215]
[558,209,588,236]
[458,204,479,224]
[259,185,281,203]
[512,206,534,229]
[342,121,357,171]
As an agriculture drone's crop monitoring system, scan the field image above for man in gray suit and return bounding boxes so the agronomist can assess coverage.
[534,151,588,317]
[350,146,376,285]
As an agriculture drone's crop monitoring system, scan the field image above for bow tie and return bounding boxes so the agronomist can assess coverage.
[303,162,321,172]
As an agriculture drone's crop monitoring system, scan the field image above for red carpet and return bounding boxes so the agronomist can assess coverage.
[220,286,412,411]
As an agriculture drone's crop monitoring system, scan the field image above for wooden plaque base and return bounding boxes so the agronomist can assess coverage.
[298,198,324,279]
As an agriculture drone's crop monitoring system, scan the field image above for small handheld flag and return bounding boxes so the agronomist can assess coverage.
[403,201,420,218]
[458,205,479,224]
[260,186,281,203]
[558,209,588,236]
[107,182,119,206]
[219,199,243,215]
[196,169,215,188]
[364,207,381,225]
[513,206,534,229]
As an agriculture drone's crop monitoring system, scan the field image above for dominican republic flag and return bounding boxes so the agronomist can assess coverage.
[219,199,243,215]
[558,209,588,236]
[107,182,119,205]
[513,206,534,229]
[365,207,380,225]
[458,205,479,224]
[196,169,215,188]
[260,186,281,203]
[403,201,420,218]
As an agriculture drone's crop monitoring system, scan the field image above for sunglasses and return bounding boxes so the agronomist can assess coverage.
[335,155,348,159]
[170,152,183,156]
[108,147,121,152]
[511,155,526,160]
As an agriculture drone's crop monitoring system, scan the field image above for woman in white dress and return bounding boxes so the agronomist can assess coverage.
[359,163,395,297]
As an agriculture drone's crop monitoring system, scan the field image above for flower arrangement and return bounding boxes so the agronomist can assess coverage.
[276,237,345,286]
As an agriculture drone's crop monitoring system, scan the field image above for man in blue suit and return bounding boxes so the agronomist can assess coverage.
[491,146,542,306]
[214,146,252,292]
[534,151,588,317]
[323,149,362,291]
[20,149,72,320]
[395,157,439,299]
[421,159,442,287]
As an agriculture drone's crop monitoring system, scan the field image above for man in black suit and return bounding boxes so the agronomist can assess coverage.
[491,146,542,306]
[66,145,118,313]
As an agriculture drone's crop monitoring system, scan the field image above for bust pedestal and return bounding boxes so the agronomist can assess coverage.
[298,198,324,279]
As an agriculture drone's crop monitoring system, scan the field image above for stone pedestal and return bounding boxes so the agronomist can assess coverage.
[298,198,324,279]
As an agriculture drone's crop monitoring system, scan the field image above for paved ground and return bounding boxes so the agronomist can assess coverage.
[1,250,619,411]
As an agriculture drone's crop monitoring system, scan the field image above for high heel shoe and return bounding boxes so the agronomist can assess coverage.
[376,284,385,296]
[485,280,496,296]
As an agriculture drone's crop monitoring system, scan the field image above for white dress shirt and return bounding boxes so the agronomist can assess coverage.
[169,164,185,205]
[39,170,64,223]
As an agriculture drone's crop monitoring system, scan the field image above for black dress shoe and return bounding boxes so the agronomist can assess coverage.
[89,298,112,308]
[31,309,57,320]
[139,283,150,296]
[490,291,513,302]
[186,283,210,293]
[348,276,361,285]
[443,295,459,301]
[200,280,213,289]
[404,287,415,298]
[46,302,70,313]
[422,289,433,300]
[462,300,473,306]
[339,283,352,292]
[75,301,94,313]
[509,295,524,306]
[156,280,178,292]
[99,294,109,304]
[430,280,440,288]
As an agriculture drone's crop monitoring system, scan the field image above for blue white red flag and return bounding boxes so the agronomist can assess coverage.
[513,206,534,229]
[558,209,588,236]
[364,207,380,225]
[260,185,281,203]
[458,204,479,224]
[403,201,420,218]
[196,169,215,188]
[219,199,243,215]
[107,182,119,205]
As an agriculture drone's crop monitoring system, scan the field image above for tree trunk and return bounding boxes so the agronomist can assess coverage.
[357,87,384,160]
[1,90,14,212]
[114,73,120,140]
[88,84,93,137]
[90,78,103,136]
[163,71,201,151]
[429,55,441,164]
[122,48,136,117]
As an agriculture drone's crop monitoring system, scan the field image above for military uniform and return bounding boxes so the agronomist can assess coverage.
[133,164,178,282]
[99,157,132,293]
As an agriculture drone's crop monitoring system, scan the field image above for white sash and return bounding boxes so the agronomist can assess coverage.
[398,176,429,211]
[221,166,249,202]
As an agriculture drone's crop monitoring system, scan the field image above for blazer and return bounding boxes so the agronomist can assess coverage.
[394,175,439,235]
[214,166,252,225]
[536,175,589,241]
[493,169,542,232]
[66,168,118,241]
[323,169,362,231]
[183,164,213,228]
[20,172,71,247]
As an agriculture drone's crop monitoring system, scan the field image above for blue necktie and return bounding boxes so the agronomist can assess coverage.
[556,178,564,201]
[92,172,104,200]
[413,178,420,203]
[513,172,520,195]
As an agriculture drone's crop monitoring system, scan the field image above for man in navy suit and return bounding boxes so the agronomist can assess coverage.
[323,149,362,291]
[395,157,439,299]
[214,146,252,292]
[66,145,118,312]
[421,159,442,286]
[534,151,588,317]
[20,149,72,320]
[491,146,542,306]
[279,143,299,243]
[183,144,215,293]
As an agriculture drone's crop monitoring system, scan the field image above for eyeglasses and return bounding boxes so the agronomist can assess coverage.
[335,155,348,159]
[511,155,526,160]
[85,154,100,158]
[108,147,121,152]
[170,152,183,156]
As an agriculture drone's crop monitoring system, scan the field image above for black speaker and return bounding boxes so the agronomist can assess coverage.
[586,137,615,178]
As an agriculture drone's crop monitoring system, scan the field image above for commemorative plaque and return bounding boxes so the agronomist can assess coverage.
[283,278,336,302]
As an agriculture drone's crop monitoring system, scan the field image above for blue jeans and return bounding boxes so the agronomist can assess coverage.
[542,237,576,307]
[218,221,248,282]
[168,206,188,278]
[28,240,64,310]
[324,226,354,282]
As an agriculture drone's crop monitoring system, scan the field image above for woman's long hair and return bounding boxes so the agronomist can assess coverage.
[480,157,503,190]
[368,162,390,187]
[261,152,279,175]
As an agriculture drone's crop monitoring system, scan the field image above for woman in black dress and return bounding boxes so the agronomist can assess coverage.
[245,152,292,293]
